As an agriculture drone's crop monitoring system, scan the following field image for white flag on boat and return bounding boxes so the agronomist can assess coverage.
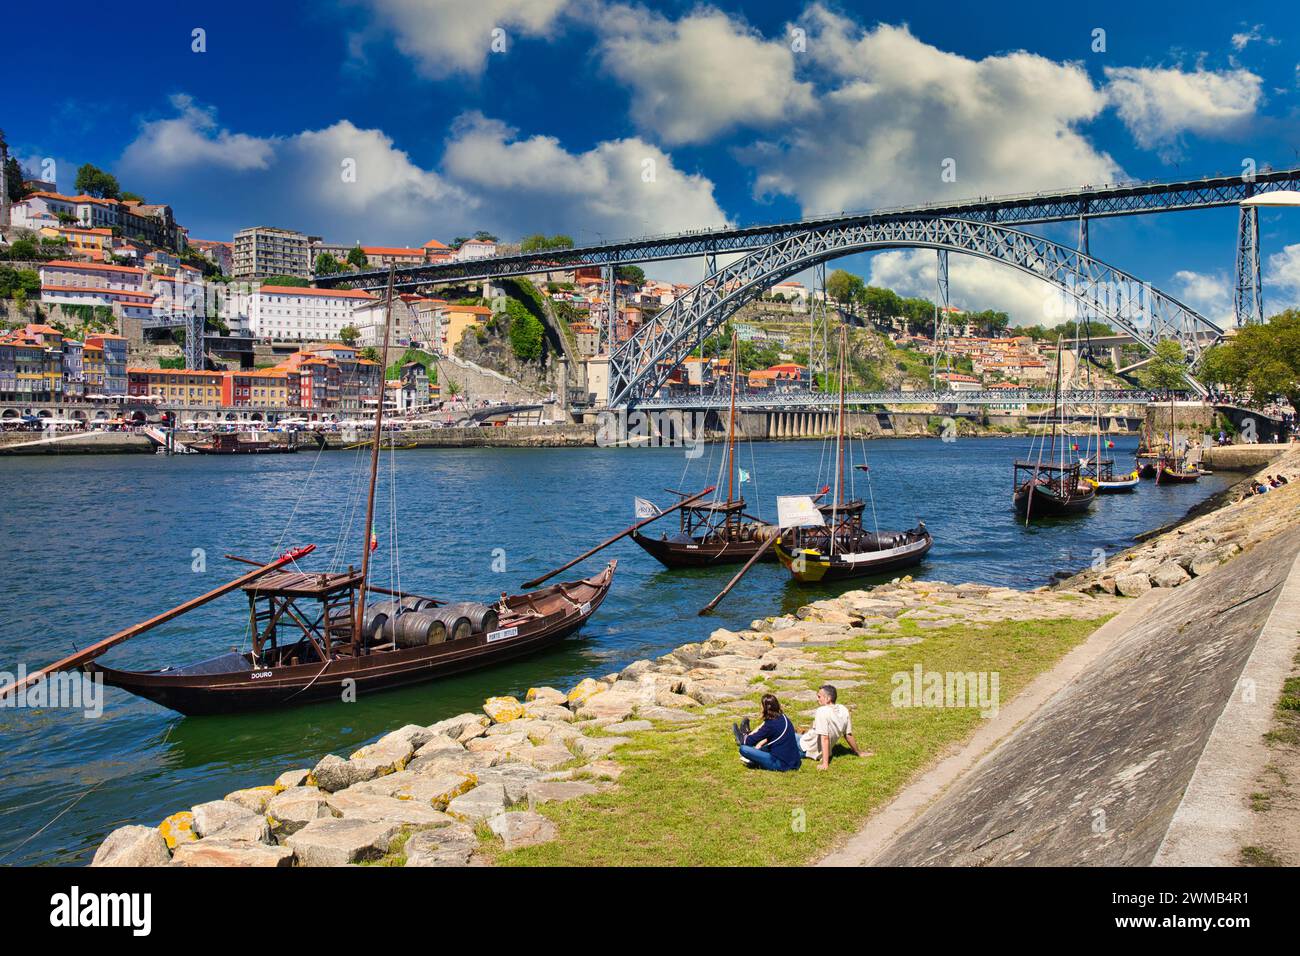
[776,495,825,529]
[634,496,662,519]
[738,468,750,484]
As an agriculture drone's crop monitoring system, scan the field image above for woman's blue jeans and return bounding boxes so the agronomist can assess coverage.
[739,745,794,771]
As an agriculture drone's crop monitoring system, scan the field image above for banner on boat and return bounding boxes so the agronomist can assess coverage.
[777,495,826,529]
[634,496,662,519]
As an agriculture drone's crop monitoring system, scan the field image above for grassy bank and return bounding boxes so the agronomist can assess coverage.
[489,614,1109,867]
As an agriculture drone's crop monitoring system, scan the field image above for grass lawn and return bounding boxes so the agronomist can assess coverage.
[489,615,1109,866]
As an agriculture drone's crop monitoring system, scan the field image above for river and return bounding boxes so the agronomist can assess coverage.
[0,435,1231,864]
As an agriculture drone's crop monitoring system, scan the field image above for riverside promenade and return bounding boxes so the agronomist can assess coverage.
[88,449,1300,868]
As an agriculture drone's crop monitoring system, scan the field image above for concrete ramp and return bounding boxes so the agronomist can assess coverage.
[869,526,1300,866]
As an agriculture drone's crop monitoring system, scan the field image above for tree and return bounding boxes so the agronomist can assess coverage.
[520,234,575,252]
[359,346,379,362]
[826,269,865,307]
[1200,310,1300,410]
[0,267,39,299]
[861,285,902,324]
[4,156,27,204]
[1138,339,1189,395]
[260,275,308,287]
[617,264,645,285]
[120,191,145,203]
[346,245,368,268]
[314,252,342,275]
[6,238,37,260]
[74,163,121,199]
[339,324,360,346]
[473,230,498,242]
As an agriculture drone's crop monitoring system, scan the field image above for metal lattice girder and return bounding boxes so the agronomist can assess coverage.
[320,167,1300,293]
[638,388,1154,409]
[1235,204,1263,327]
[606,218,1223,408]
[184,314,205,371]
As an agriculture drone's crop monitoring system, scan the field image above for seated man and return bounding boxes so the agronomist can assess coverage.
[799,684,867,771]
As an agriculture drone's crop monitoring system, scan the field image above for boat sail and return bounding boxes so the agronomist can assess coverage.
[0,267,617,716]
[773,326,932,583]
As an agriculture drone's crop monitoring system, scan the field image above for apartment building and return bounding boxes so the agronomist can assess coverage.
[245,285,377,341]
[233,226,311,279]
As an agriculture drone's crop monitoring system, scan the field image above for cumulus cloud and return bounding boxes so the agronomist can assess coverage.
[866,249,1075,327]
[1104,65,1262,159]
[358,0,571,78]
[1231,24,1277,51]
[743,8,1119,215]
[112,97,725,257]
[594,5,814,145]
[1171,269,1234,326]
[442,113,729,238]
[1266,244,1300,300]
[120,95,275,173]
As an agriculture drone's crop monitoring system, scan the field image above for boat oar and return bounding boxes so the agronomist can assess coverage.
[0,544,316,701]
[521,485,716,588]
[698,535,777,616]
[698,488,829,616]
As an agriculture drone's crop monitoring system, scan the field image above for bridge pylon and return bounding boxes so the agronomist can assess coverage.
[1234,202,1264,327]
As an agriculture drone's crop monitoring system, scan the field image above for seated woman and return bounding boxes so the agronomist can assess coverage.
[733,693,801,772]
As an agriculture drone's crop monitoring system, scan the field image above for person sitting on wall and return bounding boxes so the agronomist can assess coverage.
[798,684,869,771]
[732,694,801,772]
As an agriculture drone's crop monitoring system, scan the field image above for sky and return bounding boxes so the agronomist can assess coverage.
[6,0,1300,327]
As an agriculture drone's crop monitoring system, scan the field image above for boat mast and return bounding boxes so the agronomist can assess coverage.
[832,325,847,555]
[726,329,738,508]
[354,265,397,646]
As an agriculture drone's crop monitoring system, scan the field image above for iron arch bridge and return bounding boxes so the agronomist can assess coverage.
[606,218,1223,409]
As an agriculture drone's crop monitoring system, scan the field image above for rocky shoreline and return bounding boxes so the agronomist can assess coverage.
[88,447,1297,868]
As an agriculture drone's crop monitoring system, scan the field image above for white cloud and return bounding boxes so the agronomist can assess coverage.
[442,113,729,240]
[1266,244,1300,300]
[1104,65,1262,159]
[359,0,571,78]
[595,5,814,145]
[1171,269,1234,326]
[1231,24,1277,51]
[112,97,726,263]
[743,9,1120,215]
[866,249,1076,327]
[120,95,275,173]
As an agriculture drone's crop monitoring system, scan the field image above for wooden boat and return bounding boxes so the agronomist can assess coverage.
[1014,338,1095,520]
[1090,471,1140,493]
[1014,461,1097,516]
[774,326,932,584]
[775,501,931,582]
[187,432,296,454]
[1155,457,1201,484]
[629,331,780,569]
[88,563,615,716]
[1,267,617,717]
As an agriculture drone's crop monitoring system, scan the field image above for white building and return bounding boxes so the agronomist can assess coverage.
[456,238,497,260]
[352,295,418,349]
[246,285,376,341]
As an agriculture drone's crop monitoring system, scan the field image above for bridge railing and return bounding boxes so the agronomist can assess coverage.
[635,388,1157,409]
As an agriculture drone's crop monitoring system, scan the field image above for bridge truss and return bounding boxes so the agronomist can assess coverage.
[606,218,1222,408]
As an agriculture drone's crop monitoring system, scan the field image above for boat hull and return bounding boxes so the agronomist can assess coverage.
[1014,482,1095,518]
[1093,477,1139,494]
[89,564,616,716]
[1154,467,1200,484]
[774,531,932,584]
[630,529,776,568]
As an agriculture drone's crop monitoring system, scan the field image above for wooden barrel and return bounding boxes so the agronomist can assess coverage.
[442,601,499,634]
[427,607,473,643]
[392,611,448,648]
[362,599,402,641]
[400,596,440,612]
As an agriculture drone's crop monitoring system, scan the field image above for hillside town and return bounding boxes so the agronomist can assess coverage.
[1,161,1122,427]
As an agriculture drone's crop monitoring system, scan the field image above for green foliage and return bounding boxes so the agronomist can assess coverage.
[339,324,360,346]
[507,299,544,362]
[826,269,864,306]
[120,191,145,203]
[314,252,342,275]
[1200,309,1300,409]
[5,238,38,260]
[358,346,379,362]
[520,234,575,252]
[0,266,39,299]
[384,347,434,381]
[1138,339,1189,394]
[158,357,184,369]
[616,264,645,285]
[259,275,309,287]
[4,156,27,204]
[346,245,368,268]
[74,163,120,199]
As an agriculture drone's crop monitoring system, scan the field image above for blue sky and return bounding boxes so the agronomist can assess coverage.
[6,0,1300,325]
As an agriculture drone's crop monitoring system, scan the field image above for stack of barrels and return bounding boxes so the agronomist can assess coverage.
[361,595,500,648]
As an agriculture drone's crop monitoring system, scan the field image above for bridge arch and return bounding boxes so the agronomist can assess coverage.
[607,218,1222,408]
